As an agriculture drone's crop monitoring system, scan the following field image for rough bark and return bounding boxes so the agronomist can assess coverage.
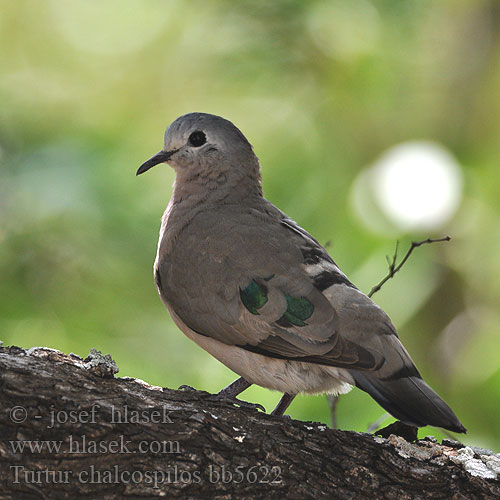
[0,346,498,499]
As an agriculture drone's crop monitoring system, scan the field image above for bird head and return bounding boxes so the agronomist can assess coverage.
[136,112,258,180]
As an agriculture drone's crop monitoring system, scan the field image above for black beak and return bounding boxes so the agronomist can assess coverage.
[136,149,177,176]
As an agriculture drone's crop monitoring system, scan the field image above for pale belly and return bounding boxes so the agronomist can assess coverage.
[167,304,354,396]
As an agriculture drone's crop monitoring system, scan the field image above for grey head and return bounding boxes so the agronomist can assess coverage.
[137,113,261,190]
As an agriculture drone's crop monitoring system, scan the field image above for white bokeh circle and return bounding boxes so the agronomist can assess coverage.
[353,141,463,233]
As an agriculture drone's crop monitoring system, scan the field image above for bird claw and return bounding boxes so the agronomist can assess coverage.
[214,395,266,413]
[178,384,197,392]
[273,413,292,420]
[232,398,266,412]
[176,384,265,411]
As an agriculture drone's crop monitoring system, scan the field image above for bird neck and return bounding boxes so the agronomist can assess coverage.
[170,165,263,208]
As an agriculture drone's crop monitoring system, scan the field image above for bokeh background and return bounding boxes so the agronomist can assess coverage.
[1,0,499,449]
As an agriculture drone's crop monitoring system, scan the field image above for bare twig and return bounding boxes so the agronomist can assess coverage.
[367,236,451,298]
[328,236,451,431]
[327,393,339,429]
[366,412,391,433]
[362,236,451,434]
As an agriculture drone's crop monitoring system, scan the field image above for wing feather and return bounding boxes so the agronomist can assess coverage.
[158,208,408,373]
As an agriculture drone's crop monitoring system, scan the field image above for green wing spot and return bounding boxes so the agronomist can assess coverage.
[281,294,314,327]
[240,280,268,315]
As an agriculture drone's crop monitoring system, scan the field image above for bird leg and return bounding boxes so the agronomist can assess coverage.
[216,377,266,412]
[271,393,296,416]
[217,377,252,398]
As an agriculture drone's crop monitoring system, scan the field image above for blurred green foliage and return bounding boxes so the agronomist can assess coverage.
[1,0,499,449]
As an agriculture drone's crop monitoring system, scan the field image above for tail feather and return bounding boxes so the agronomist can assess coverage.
[350,370,466,433]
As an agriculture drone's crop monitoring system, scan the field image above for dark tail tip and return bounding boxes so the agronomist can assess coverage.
[351,371,466,433]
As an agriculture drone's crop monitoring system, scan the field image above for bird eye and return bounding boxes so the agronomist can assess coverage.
[188,130,206,147]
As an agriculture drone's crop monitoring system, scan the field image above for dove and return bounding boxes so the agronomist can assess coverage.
[137,112,465,433]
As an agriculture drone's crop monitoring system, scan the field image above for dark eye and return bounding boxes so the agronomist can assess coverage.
[188,130,206,147]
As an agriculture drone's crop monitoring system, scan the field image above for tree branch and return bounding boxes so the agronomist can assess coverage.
[0,346,499,499]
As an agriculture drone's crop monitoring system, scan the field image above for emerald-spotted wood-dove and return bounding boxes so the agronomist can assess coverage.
[137,112,465,433]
